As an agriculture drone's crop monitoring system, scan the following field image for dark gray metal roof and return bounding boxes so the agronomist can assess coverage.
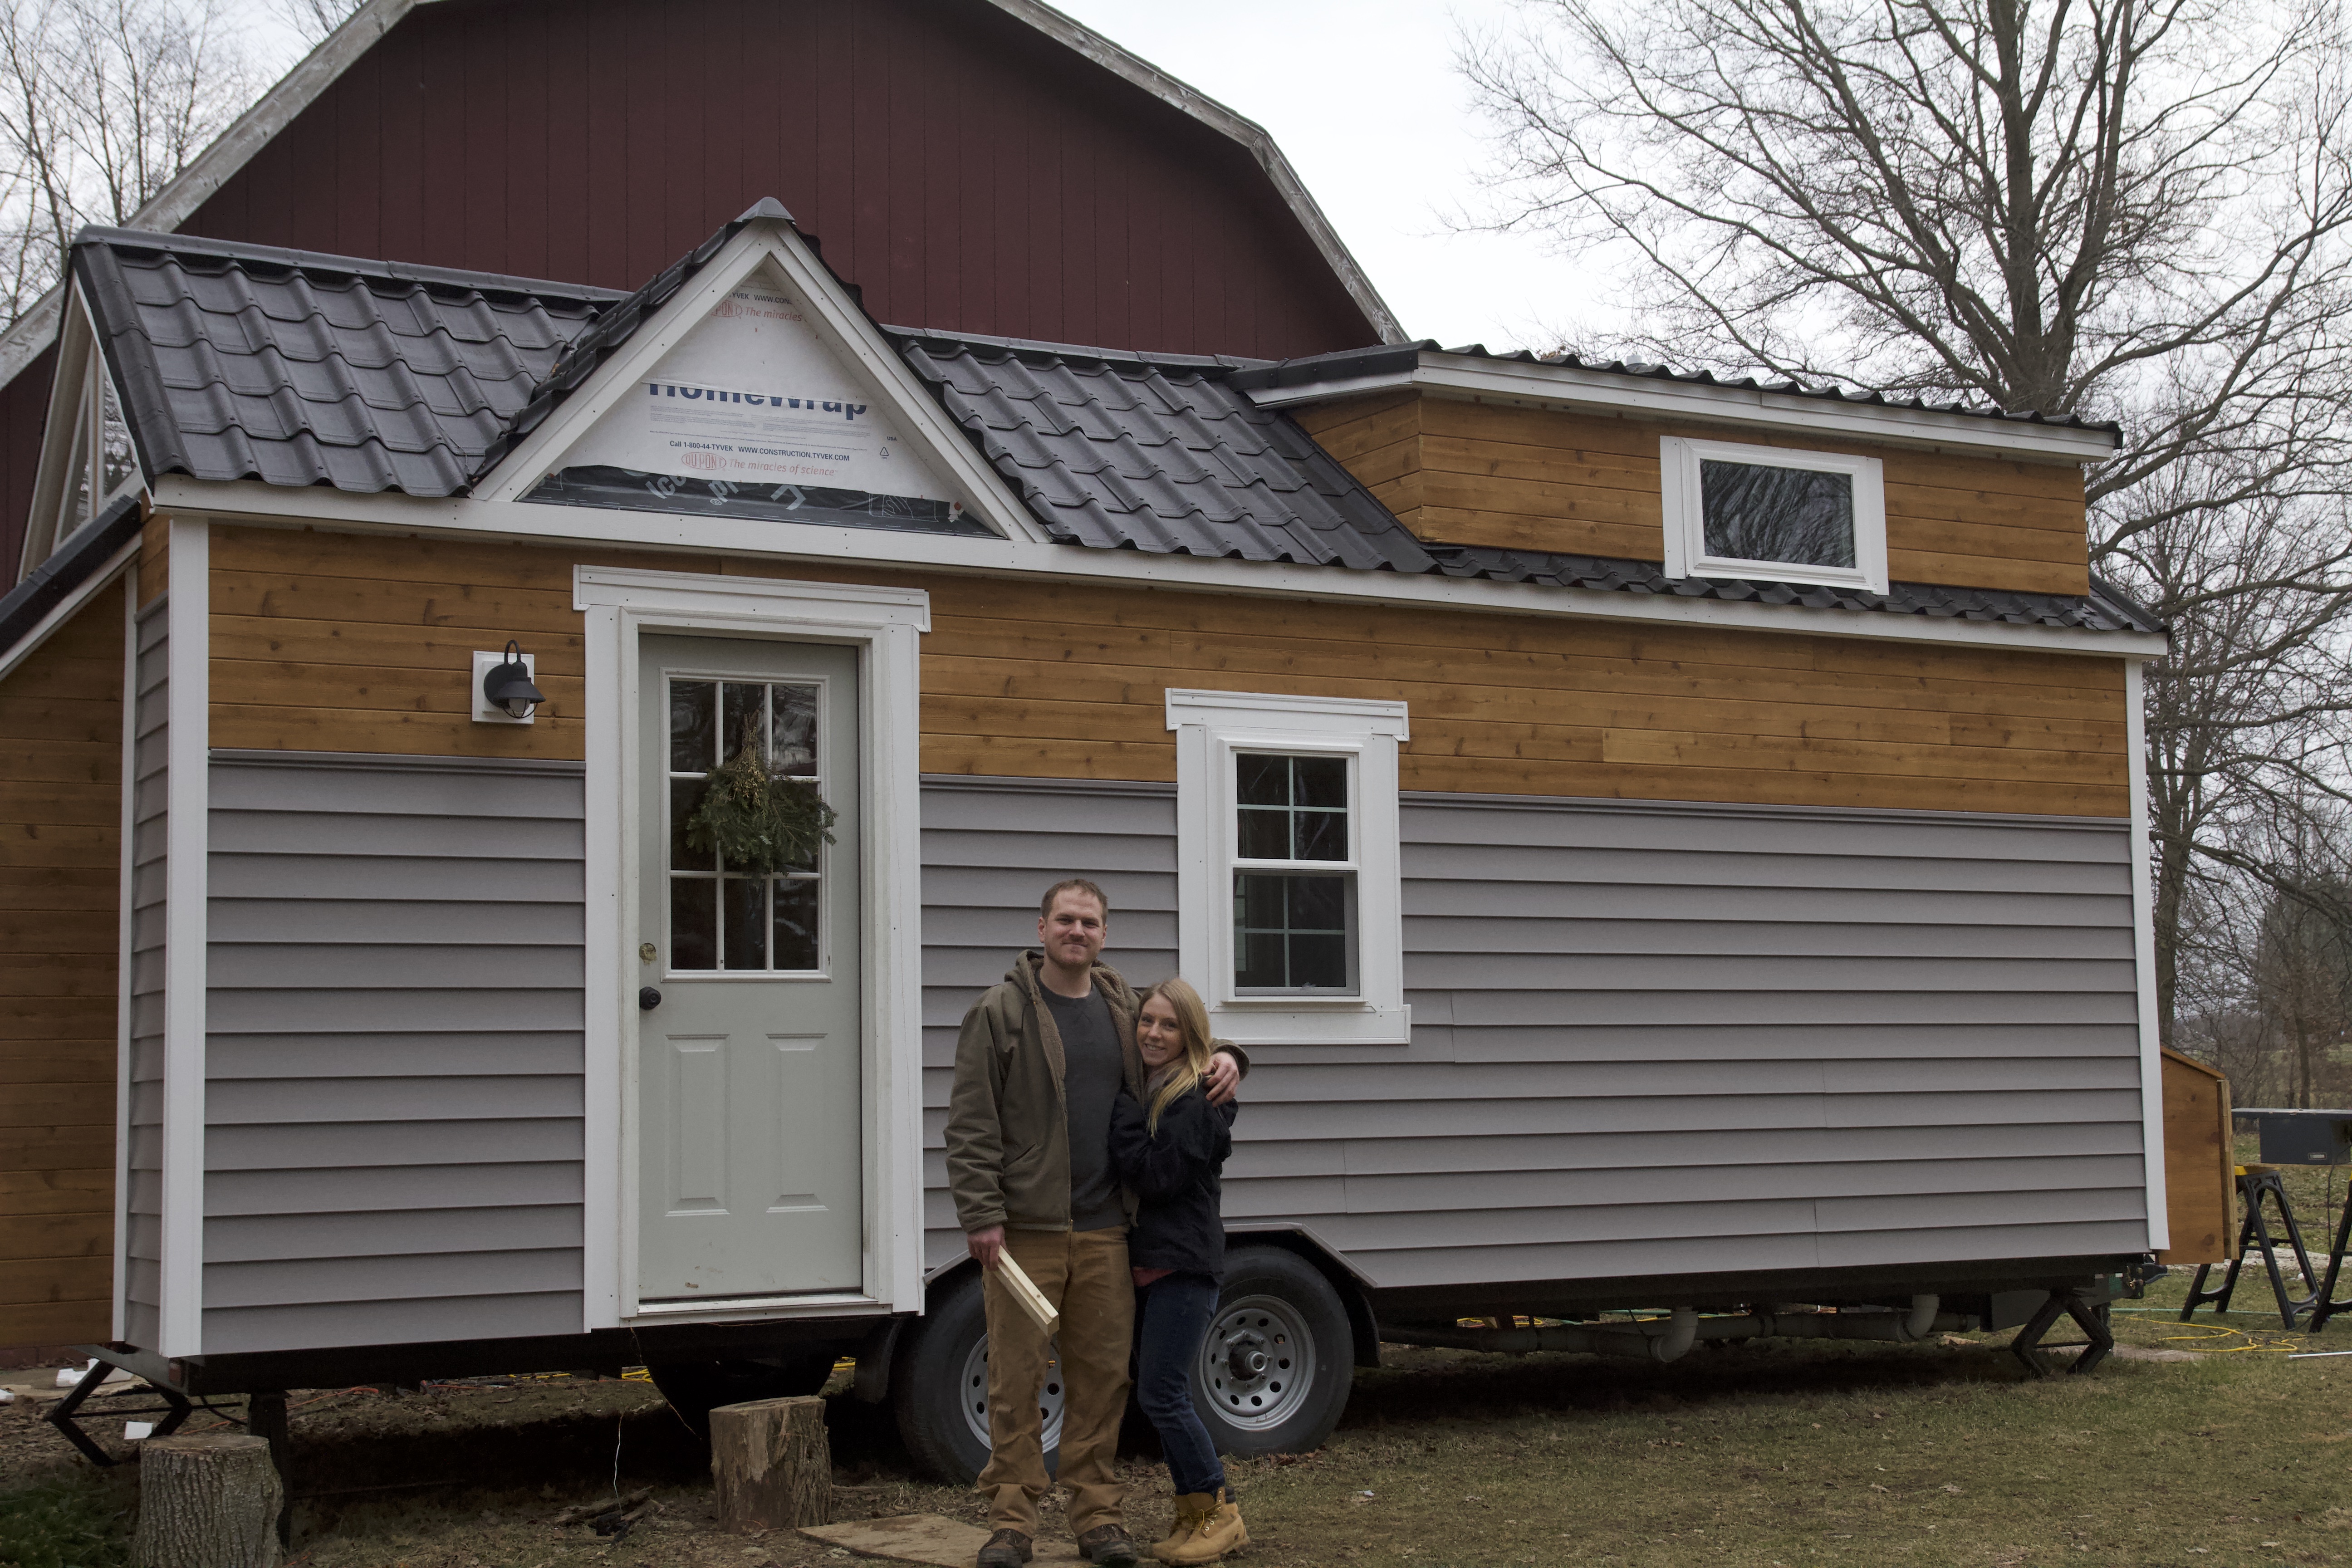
[891,331,1429,569]
[1229,342,2125,443]
[74,226,619,496]
[65,220,2158,635]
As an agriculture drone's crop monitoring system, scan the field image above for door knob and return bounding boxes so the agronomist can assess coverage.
[638,986,662,1010]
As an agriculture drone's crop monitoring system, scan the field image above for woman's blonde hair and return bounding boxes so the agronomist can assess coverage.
[1138,977,1214,1133]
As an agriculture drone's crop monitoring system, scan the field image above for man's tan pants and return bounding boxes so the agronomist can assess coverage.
[980,1226,1134,1537]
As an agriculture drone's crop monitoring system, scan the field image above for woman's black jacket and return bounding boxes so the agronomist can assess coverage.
[1107,1083,1237,1281]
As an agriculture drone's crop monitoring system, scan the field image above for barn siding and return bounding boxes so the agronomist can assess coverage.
[122,597,165,1348]
[917,778,2148,1289]
[201,753,586,1353]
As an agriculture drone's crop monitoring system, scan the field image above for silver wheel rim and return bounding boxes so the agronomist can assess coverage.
[1200,1292,1317,1432]
[960,1332,1066,1454]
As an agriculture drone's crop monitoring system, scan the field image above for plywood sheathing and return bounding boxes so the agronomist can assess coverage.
[2157,1048,2234,1265]
[1295,393,2094,600]
[0,578,123,1348]
[209,526,2130,817]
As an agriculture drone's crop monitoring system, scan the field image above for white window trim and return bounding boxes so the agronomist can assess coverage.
[573,564,930,1327]
[1660,436,1888,594]
[1167,689,1410,1046]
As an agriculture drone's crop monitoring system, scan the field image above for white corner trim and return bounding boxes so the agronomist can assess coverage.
[162,480,2170,660]
[2125,658,2170,1253]
[1244,358,2122,464]
[475,221,1045,546]
[110,562,138,1343]
[1661,435,1889,594]
[574,564,931,1326]
[159,518,208,1355]
[1168,688,1410,1047]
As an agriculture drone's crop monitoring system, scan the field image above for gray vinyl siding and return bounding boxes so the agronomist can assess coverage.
[122,600,167,1348]
[917,779,2147,1292]
[201,752,587,1353]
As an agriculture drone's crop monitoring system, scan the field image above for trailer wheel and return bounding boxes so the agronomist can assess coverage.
[646,1350,836,1438]
[892,1267,1065,1484]
[1192,1247,1353,1457]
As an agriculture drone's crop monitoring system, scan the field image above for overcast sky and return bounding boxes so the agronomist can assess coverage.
[1048,0,1581,350]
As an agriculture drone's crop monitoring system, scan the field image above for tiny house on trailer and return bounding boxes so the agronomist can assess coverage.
[2,200,2176,1475]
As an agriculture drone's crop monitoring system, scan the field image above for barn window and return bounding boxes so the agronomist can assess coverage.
[1660,436,1887,593]
[1166,689,1410,1045]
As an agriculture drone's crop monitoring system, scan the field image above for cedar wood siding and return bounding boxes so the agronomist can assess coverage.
[918,778,2145,1285]
[1297,393,2094,599]
[2,0,1382,588]
[206,526,2132,818]
[0,580,124,1350]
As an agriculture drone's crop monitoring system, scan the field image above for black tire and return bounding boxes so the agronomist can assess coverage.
[646,1349,837,1438]
[892,1267,1062,1485]
[1191,1246,1353,1457]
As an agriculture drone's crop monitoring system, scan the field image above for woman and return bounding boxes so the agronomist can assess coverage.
[1107,978,1247,1565]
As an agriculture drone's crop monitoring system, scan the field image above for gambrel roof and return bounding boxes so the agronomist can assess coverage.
[62,218,2163,636]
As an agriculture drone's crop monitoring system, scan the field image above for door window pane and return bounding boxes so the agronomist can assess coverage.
[1699,460,1856,569]
[722,877,768,970]
[772,685,819,775]
[671,878,716,970]
[669,681,716,770]
[774,877,821,970]
[666,674,829,974]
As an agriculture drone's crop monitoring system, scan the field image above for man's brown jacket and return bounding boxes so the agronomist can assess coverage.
[945,951,1147,1234]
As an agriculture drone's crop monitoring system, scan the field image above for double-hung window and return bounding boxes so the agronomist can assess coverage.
[1660,436,1888,593]
[1168,689,1409,1044]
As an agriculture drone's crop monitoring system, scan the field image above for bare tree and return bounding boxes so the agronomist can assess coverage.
[1461,0,2352,1038]
[265,0,363,50]
[0,0,254,328]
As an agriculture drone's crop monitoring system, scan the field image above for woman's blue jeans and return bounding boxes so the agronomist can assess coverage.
[1136,1272,1226,1496]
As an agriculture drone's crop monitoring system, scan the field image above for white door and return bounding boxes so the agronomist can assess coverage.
[636,634,862,1303]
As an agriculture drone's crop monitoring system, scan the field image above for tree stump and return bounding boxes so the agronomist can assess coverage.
[710,1395,830,1532]
[134,1432,283,1568]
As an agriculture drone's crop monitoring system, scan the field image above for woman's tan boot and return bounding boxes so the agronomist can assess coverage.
[1154,1487,1248,1564]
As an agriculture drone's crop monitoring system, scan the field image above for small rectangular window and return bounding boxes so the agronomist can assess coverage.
[1662,437,1886,592]
[1232,753,1357,995]
[666,674,825,973]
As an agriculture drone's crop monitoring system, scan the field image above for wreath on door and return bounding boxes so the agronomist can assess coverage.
[685,742,838,876]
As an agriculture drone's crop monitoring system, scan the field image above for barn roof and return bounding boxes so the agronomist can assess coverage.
[64,223,2164,637]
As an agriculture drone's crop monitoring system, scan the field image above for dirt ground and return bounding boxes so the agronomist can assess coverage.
[7,1288,2352,1568]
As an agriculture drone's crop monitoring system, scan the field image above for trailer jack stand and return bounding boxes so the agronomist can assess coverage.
[44,1356,193,1467]
[2009,1290,2115,1379]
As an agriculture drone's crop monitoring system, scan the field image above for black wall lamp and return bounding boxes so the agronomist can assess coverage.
[471,640,545,725]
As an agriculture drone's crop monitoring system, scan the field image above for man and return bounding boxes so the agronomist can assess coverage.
[946,879,1243,1568]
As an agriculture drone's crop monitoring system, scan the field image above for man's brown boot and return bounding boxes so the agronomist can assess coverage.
[1076,1522,1142,1566]
[978,1528,1034,1568]
[1152,1488,1248,1564]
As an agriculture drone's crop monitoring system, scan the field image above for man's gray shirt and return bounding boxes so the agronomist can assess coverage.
[1041,985,1127,1232]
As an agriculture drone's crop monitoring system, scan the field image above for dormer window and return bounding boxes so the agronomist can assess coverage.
[19,297,142,578]
[1660,436,1887,593]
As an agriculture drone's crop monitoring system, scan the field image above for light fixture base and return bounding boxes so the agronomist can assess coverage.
[471,648,540,724]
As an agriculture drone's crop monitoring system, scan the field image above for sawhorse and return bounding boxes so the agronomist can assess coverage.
[2181,1166,2316,1329]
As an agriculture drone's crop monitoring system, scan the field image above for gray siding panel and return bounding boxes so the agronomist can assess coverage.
[123,600,167,1342]
[917,779,2148,1289]
[203,754,587,1352]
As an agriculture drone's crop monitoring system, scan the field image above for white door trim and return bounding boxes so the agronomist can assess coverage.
[574,564,930,1327]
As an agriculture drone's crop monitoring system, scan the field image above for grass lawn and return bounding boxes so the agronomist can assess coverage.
[5,1283,2351,1568]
